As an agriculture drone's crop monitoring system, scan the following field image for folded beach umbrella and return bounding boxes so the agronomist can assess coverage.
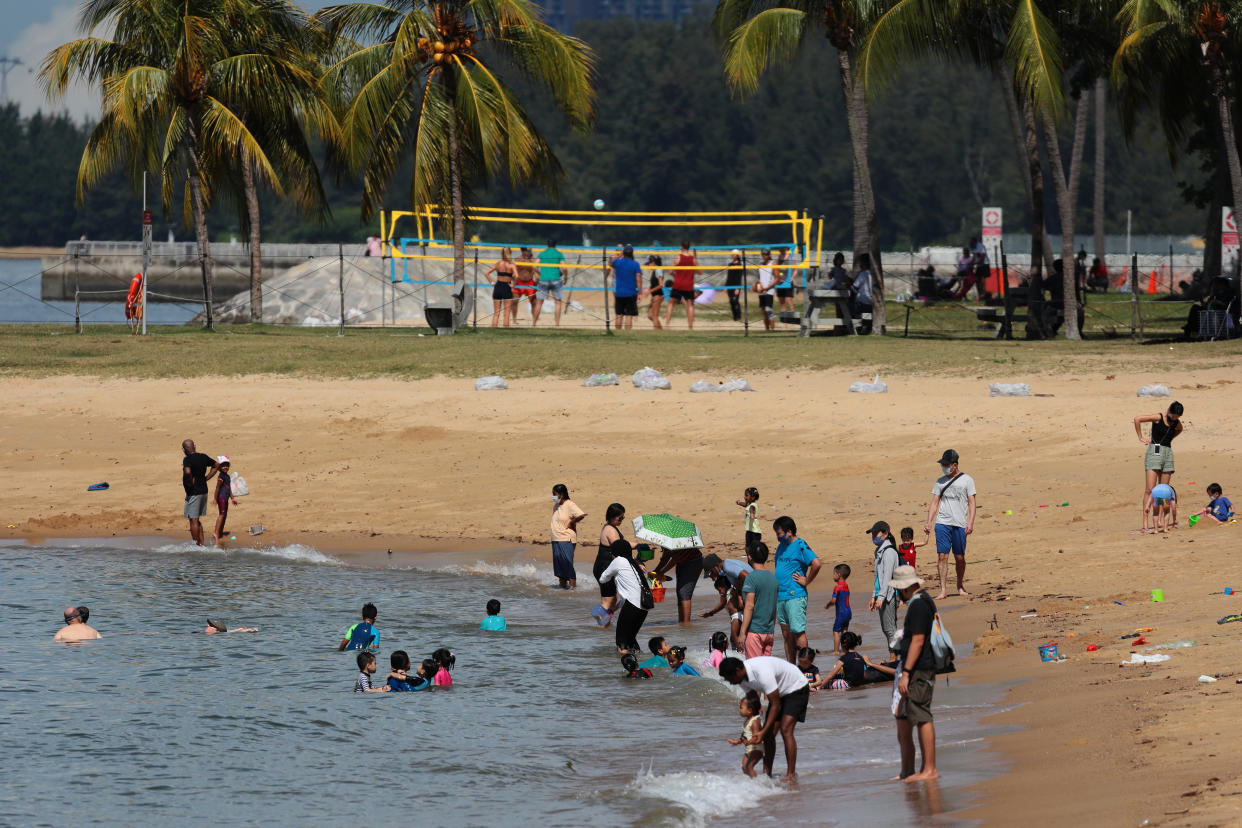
[632,513,704,550]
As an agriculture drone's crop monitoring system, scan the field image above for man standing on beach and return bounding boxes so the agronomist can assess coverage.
[924,449,976,599]
[54,606,101,642]
[533,239,566,327]
[182,439,218,546]
[890,565,938,782]
[719,655,811,782]
[772,516,821,661]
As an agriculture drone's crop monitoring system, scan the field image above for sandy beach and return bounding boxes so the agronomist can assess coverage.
[3,365,1240,825]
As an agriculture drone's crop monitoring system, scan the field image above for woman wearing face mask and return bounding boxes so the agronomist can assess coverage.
[1134,401,1184,534]
[924,449,976,600]
[550,484,587,589]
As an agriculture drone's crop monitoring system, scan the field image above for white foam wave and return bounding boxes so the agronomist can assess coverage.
[149,542,341,565]
[440,560,543,582]
[631,767,781,821]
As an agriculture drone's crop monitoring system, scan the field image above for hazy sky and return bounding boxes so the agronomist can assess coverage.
[0,0,337,120]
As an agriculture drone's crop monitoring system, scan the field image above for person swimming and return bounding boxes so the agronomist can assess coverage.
[386,650,431,692]
[667,646,701,676]
[702,631,729,671]
[622,652,653,679]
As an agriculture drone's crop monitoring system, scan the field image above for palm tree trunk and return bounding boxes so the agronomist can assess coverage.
[1040,103,1086,340]
[1023,99,1048,338]
[1002,75,1055,277]
[242,162,262,323]
[1093,77,1107,268]
[446,78,466,320]
[186,115,214,330]
[838,49,884,334]
[1213,65,1242,277]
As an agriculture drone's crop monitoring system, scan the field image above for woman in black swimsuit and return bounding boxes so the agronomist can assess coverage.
[592,503,627,622]
[484,247,517,327]
[644,255,664,329]
[1133,401,1184,531]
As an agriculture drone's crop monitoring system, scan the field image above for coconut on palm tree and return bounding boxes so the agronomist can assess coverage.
[42,0,336,328]
[314,0,595,320]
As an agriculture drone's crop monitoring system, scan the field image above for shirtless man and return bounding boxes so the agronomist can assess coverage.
[54,606,101,642]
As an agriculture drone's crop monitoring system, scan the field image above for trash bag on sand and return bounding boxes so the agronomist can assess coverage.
[1137,384,1171,397]
[632,367,671,390]
[475,376,508,391]
[584,373,620,387]
[849,374,887,393]
[690,378,756,393]
[989,382,1030,397]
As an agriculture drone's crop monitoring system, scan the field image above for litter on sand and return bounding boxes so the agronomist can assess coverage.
[989,382,1031,397]
[632,367,671,390]
[1137,384,1172,397]
[848,374,887,393]
[583,373,619,387]
[87,482,110,491]
[1198,675,1218,683]
[1123,653,1170,665]
[248,525,266,536]
[689,378,756,393]
[474,376,508,391]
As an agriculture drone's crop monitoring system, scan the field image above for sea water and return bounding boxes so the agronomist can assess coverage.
[0,259,199,325]
[0,541,1008,826]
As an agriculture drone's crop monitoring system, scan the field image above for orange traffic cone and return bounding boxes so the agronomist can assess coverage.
[1146,269,1158,294]
[1115,266,1128,289]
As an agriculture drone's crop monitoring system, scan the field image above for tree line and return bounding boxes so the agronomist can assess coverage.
[26,0,1242,337]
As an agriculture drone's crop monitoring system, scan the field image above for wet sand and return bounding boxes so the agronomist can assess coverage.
[3,367,1241,824]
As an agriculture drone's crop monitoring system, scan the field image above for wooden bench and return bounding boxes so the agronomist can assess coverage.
[973,287,1029,339]
[799,288,870,335]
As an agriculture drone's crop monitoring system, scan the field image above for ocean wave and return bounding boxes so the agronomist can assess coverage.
[630,766,781,822]
[438,560,543,582]
[149,542,341,565]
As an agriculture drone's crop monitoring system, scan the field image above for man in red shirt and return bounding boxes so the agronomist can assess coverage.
[662,241,698,330]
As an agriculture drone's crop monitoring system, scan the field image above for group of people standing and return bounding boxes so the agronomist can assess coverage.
[482,240,570,328]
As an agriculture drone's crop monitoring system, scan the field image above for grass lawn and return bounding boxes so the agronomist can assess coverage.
[0,295,1236,381]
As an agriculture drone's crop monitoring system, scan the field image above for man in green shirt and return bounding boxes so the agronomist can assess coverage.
[533,239,566,327]
[739,543,778,658]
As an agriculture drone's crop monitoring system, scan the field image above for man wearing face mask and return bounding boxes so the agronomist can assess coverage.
[866,521,901,657]
[924,449,976,599]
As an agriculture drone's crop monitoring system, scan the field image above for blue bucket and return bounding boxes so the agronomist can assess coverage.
[1038,643,1059,662]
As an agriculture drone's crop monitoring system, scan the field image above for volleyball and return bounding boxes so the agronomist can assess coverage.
[593,199,605,210]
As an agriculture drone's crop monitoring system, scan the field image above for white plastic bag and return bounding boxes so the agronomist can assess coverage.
[989,382,1031,397]
[632,367,670,390]
[690,378,755,393]
[1123,653,1170,664]
[583,373,619,387]
[849,373,887,393]
[1137,384,1171,397]
[689,381,722,393]
[474,376,508,391]
[230,474,249,497]
[719,377,755,392]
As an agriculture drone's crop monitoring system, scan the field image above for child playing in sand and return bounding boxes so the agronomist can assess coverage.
[796,647,821,686]
[1196,483,1234,525]
[824,564,852,654]
[622,652,653,678]
[1151,485,1177,533]
[354,651,389,692]
[814,631,894,689]
[726,693,765,777]
[386,650,431,692]
[736,487,760,553]
[667,646,701,676]
[212,457,239,544]
[898,527,930,569]
[431,648,455,686]
[702,631,729,671]
[480,599,507,630]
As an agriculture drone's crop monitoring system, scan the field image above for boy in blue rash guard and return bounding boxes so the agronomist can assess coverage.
[386,650,432,692]
[338,602,380,651]
[824,564,852,655]
[1198,483,1234,524]
[666,646,700,676]
[480,599,507,630]
[639,636,671,671]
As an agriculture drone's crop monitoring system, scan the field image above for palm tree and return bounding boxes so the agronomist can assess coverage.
[713,0,888,334]
[42,0,333,329]
[314,0,595,318]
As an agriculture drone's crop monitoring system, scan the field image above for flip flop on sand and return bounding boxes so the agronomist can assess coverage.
[1217,614,1242,625]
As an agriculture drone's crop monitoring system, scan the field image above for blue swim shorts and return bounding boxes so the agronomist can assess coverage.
[935,524,967,557]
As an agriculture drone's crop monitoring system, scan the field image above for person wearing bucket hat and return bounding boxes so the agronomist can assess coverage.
[888,564,939,781]
[924,449,976,599]
[867,521,901,657]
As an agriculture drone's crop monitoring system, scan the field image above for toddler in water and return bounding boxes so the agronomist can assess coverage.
[666,646,701,676]
[354,651,389,693]
[431,648,455,686]
[726,692,765,777]
[823,563,852,654]
[796,647,821,686]
[702,631,729,671]
[386,650,431,692]
[621,652,653,679]
[480,599,507,630]
[898,527,930,568]
[736,487,761,553]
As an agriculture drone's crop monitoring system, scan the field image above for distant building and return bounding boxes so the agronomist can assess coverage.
[543,0,701,34]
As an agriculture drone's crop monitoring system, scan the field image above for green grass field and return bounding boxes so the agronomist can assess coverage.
[1,294,1236,381]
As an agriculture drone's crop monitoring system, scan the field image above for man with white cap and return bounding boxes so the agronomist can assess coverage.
[889,564,939,782]
[181,439,218,546]
[724,249,744,321]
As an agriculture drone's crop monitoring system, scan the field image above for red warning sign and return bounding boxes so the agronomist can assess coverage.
[981,207,1003,240]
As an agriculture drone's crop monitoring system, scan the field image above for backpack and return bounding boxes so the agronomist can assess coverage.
[928,611,956,674]
[628,559,655,610]
[345,621,375,651]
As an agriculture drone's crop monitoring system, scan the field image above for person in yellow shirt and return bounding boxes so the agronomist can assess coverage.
[550,483,587,589]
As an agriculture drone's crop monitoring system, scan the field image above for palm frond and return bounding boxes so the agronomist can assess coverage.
[1006,0,1065,120]
[721,8,808,97]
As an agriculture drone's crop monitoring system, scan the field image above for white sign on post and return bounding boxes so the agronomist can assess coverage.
[1222,207,1239,274]
[981,207,1003,242]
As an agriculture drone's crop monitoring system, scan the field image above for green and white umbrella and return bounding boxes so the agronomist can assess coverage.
[632,513,703,550]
